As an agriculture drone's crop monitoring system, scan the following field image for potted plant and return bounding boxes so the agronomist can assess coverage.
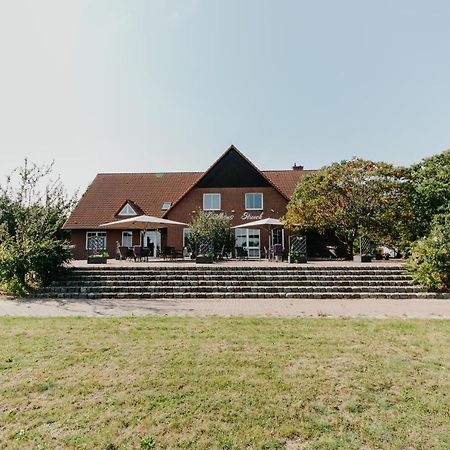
[289,250,307,263]
[353,254,372,263]
[195,251,214,264]
[87,251,109,264]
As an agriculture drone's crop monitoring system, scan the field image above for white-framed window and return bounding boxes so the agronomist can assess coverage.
[271,228,285,250]
[122,231,133,248]
[118,203,137,216]
[245,193,263,210]
[183,228,191,247]
[161,202,172,211]
[86,231,107,250]
[203,193,221,211]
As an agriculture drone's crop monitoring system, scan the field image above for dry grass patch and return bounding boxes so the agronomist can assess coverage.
[0,317,449,449]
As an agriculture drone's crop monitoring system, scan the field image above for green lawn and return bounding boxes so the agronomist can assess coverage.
[0,317,449,449]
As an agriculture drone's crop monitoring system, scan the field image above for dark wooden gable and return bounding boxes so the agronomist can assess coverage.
[196,146,271,188]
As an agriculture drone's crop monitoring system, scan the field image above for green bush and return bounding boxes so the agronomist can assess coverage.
[0,220,72,292]
[0,160,76,294]
[186,210,234,258]
[407,214,450,291]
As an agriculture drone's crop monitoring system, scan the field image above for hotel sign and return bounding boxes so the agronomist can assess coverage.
[221,211,265,221]
[241,211,264,221]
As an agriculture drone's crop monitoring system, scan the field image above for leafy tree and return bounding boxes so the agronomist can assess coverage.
[0,160,77,292]
[186,210,234,258]
[408,149,450,239]
[407,214,450,291]
[284,158,413,257]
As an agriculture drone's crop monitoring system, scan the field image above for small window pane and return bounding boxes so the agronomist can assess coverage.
[118,203,137,216]
[203,193,221,211]
[122,231,133,248]
[245,193,263,210]
[183,228,191,247]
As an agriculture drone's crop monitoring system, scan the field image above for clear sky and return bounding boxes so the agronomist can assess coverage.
[1,0,450,196]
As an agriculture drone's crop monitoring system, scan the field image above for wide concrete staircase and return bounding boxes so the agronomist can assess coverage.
[33,264,442,299]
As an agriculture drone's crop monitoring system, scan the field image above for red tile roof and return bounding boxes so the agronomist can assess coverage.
[262,169,315,198]
[64,168,314,229]
[63,172,202,229]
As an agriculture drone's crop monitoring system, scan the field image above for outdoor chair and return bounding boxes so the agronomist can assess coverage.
[118,246,129,260]
[133,245,142,262]
[141,247,150,261]
[235,246,248,259]
[273,244,282,261]
[215,245,226,261]
[161,246,175,260]
[174,248,184,259]
[325,245,338,259]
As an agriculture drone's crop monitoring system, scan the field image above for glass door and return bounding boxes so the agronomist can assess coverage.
[271,228,285,249]
[141,231,161,258]
[235,228,260,259]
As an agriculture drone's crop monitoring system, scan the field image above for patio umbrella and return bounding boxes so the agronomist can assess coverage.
[99,215,188,230]
[232,218,284,258]
[99,215,189,258]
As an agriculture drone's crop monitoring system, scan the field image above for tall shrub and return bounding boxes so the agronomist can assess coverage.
[186,210,234,257]
[407,214,450,292]
[0,160,76,293]
[408,149,450,239]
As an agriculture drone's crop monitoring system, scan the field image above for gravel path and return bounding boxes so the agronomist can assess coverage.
[0,296,449,318]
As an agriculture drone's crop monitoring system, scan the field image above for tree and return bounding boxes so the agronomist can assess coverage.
[407,214,450,291]
[408,149,450,239]
[0,160,77,292]
[186,210,234,258]
[284,158,413,257]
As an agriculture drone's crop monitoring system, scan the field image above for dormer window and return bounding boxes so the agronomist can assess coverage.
[162,202,172,211]
[118,203,137,216]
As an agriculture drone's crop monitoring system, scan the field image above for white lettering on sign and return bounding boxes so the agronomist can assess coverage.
[241,211,264,221]
[214,212,234,222]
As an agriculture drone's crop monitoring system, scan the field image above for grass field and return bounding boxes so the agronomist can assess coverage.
[0,317,449,449]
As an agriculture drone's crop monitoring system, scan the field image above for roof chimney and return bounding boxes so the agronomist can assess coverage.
[292,163,304,171]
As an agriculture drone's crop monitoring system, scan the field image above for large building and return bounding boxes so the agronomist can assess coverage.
[64,145,321,259]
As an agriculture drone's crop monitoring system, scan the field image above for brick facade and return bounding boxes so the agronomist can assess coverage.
[165,186,289,251]
[65,145,334,260]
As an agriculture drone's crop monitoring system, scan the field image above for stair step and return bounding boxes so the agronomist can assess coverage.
[31,264,438,300]
[33,292,446,300]
[41,285,423,294]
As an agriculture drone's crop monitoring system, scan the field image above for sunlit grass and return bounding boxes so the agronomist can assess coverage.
[0,317,449,449]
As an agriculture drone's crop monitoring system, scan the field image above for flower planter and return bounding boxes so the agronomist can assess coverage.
[353,255,372,263]
[290,256,307,263]
[87,256,108,264]
[196,255,213,264]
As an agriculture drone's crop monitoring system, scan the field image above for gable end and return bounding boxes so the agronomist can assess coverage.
[196,146,272,188]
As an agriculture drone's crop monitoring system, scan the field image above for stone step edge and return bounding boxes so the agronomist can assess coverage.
[32,292,449,299]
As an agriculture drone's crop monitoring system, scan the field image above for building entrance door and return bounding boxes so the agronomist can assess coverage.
[235,228,260,258]
[141,231,161,258]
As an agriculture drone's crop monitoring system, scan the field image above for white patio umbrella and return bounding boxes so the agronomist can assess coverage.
[99,215,188,230]
[99,215,188,257]
[232,218,284,258]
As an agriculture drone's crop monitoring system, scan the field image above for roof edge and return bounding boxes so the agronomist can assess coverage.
[163,145,290,217]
